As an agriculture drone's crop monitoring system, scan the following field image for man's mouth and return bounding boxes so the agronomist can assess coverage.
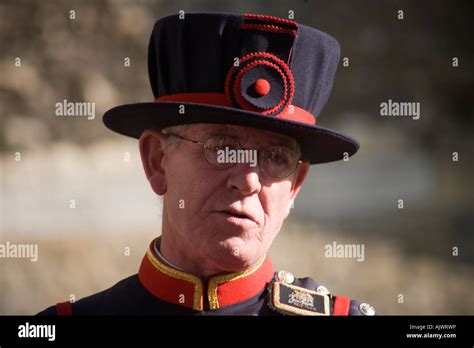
[217,209,256,223]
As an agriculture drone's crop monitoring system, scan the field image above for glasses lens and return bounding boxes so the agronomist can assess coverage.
[260,146,298,178]
[203,136,240,167]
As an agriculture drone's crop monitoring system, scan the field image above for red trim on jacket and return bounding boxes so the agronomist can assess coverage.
[56,301,73,316]
[138,238,274,311]
[332,295,351,316]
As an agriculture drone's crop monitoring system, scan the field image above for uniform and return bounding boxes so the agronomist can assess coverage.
[37,238,375,316]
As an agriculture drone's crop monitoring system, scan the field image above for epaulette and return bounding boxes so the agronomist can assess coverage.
[267,270,376,316]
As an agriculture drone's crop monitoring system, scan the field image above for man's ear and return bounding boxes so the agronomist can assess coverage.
[284,163,309,218]
[139,130,168,195]
[289,162,310,201]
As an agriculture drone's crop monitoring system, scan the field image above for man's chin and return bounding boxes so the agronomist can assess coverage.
[212,239,262,273]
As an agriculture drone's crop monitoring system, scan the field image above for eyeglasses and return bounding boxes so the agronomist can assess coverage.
[167,133,303,179]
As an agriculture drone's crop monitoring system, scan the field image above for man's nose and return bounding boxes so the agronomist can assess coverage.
[225,163,262,196]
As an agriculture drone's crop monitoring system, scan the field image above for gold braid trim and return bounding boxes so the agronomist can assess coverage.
[207,255,266,310]
[146,248,203,311]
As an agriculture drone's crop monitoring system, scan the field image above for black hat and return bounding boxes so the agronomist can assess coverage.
[103,13,359,164]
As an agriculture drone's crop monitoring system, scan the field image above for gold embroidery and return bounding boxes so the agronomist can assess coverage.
[288,289,314,308]
[272,282,330,316]
[207,256,266,310]
[146,248,204,311]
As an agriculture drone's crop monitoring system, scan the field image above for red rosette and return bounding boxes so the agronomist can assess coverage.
[225,52,295,116]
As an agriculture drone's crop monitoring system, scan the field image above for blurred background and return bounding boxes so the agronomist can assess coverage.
[1,0,473,315]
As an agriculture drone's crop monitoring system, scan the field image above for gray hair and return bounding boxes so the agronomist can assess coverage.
[161,124,190,151]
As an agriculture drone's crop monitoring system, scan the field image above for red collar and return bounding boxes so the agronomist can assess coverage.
[138,238,274,311]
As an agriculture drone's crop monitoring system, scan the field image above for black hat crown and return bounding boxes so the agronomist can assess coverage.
[148,13,341,123]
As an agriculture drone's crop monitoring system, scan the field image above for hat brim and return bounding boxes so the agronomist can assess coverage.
[103,101,359,165]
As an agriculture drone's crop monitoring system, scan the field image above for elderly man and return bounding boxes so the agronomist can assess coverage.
[38,12,374,316]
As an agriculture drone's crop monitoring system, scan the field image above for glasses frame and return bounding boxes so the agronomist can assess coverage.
[166,133,304,179]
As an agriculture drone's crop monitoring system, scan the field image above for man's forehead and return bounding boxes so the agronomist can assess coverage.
[187,124,298,148]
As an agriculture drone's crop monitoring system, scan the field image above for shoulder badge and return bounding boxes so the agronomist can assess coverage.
[268,281,331,316]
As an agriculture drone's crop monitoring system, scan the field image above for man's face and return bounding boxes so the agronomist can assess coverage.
[140,124,309,274]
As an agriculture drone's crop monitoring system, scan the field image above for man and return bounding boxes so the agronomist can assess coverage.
[38,12,375,316]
